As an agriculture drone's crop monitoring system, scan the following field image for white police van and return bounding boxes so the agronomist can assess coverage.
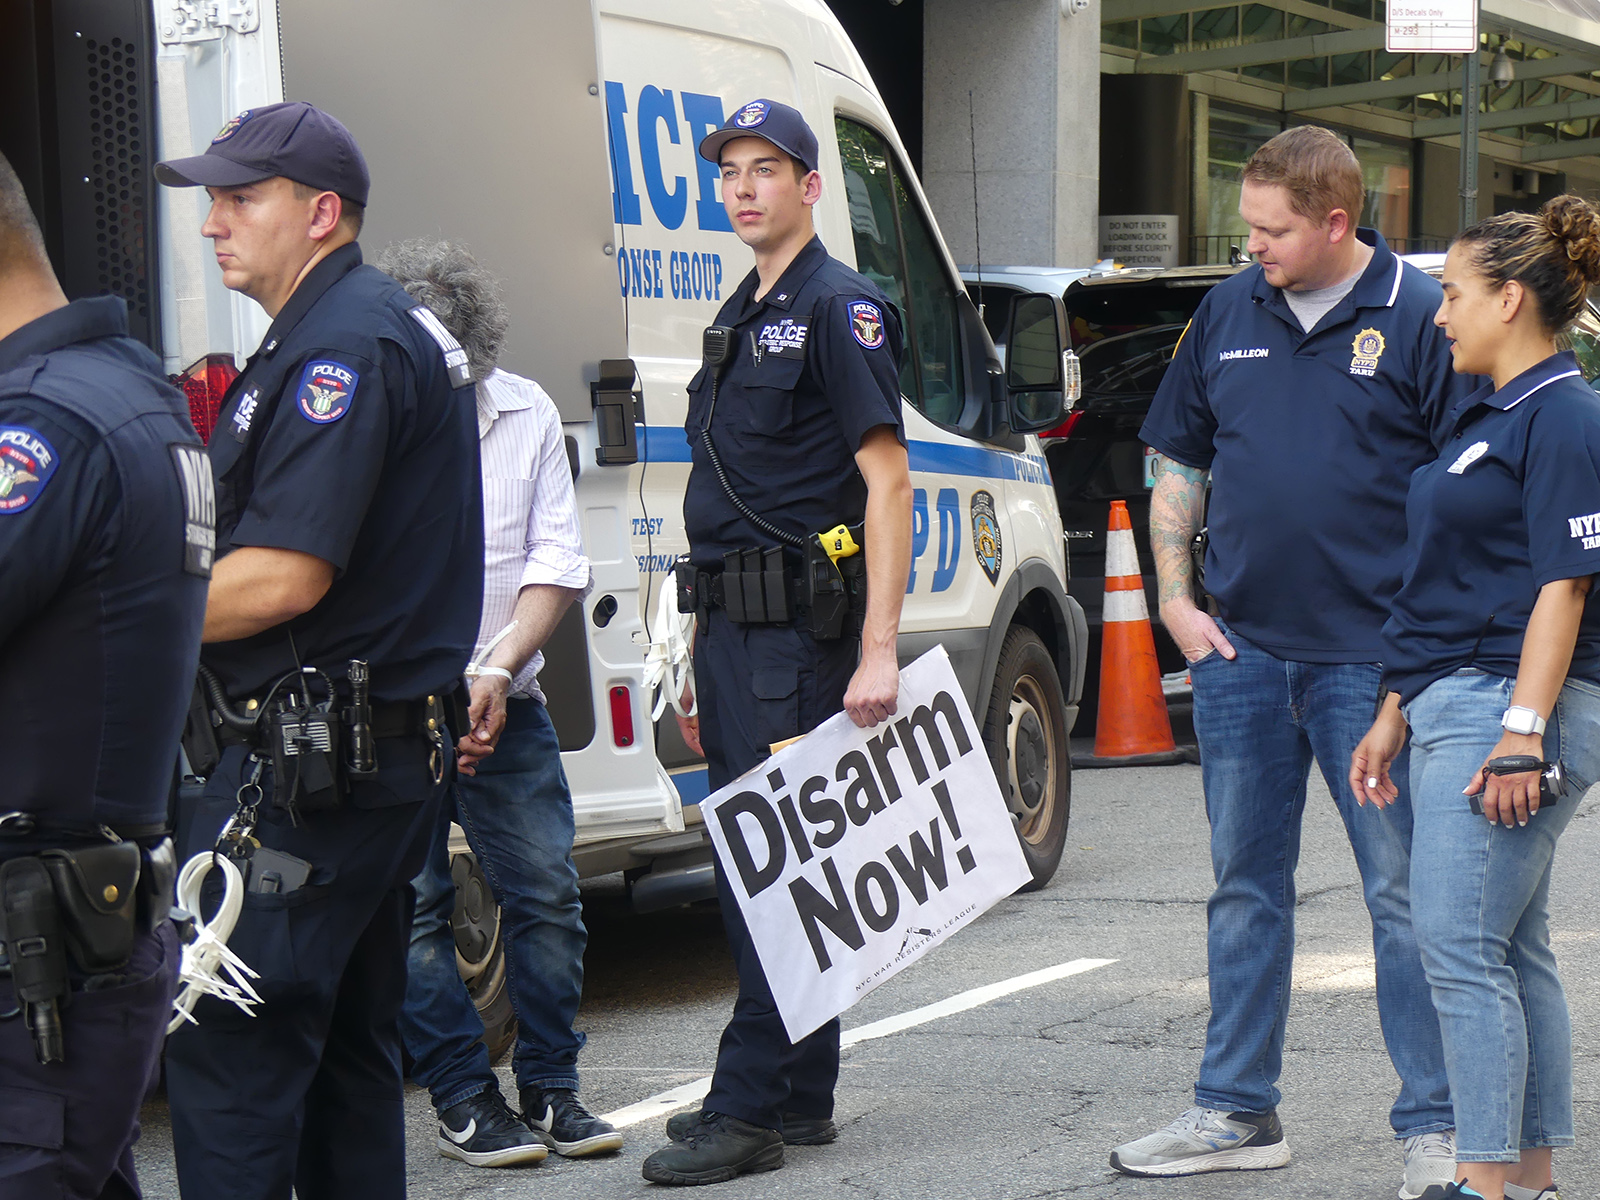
[3,0,1085,1041]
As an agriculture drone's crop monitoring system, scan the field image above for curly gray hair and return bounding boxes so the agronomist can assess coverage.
[375,238,509,380]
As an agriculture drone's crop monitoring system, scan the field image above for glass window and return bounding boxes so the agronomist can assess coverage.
[1104,20,1138,49]
[1199,106,1280,253]
[1191,7,1238,46]
[1352,135,1412,241]
[1141,13,1188,54]
[1559,304,1600,389]
[835,117,964,426]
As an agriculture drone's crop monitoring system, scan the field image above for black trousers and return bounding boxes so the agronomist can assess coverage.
[0,920,178,1200]
[165,739,443,1200]
[696,612,857,1131]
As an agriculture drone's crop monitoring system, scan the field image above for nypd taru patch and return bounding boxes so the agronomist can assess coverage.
[758,317,809,360]
[0,426,59,514]
[296,360,357,424]
[733,100,770,128]
[1350,327,1386,377]
[848,300,885,350]
[212,110,251,143]
[970,489,1002,585]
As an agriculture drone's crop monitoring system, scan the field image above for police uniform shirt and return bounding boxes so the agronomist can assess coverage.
[0,296,209,836]
[1140,229,1475,663]
[684,236,904,568]
[1382,352,1600,702]
[206,242,483,703]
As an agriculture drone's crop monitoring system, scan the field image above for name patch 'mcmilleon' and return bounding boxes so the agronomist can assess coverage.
[1218,347,1269,361]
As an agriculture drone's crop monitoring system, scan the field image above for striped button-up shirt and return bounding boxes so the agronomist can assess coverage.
[475,368,591,704]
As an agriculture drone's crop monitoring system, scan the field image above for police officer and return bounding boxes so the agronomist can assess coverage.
[641,99,912,1187]
[152,103,482,1200]
[0,151,206,1198]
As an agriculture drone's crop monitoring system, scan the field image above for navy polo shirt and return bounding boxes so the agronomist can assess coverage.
[0,297,209,835]
[684,237,904,568]
[205,242,483,703]
[1141,229,1475,662]
[1383,353,1600,702]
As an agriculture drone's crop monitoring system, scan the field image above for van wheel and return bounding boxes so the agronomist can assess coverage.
[982,627,1070,891]
[450,852,517,1065]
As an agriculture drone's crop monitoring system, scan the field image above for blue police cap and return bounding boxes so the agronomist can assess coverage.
[698,99,818,174]
[154,101,371,207]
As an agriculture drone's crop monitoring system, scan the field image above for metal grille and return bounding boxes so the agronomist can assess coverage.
[83,35,150,325]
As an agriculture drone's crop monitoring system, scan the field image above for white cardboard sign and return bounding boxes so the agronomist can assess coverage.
[701,646,1033,1042]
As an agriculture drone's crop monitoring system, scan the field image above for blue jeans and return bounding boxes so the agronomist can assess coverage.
[1188,622,1451,1135]
[401,698,588,1109]
[1405,669,1597,1162]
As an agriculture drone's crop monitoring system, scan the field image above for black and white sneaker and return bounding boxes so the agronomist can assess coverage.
[437,1088,549,1168]
[520,1086,624,1157]
[1110,1106,1291,1176]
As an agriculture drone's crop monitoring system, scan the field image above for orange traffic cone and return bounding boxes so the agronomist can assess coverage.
[1086,500,1180,766]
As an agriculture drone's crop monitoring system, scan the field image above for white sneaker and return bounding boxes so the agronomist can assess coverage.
[1399,1130,1456,1200]
[1109,1106,1292,1177]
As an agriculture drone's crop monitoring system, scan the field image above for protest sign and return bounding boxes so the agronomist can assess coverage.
[701,646,1033,1042]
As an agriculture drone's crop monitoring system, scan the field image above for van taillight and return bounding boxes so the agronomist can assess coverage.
[171,354,240,444]
[609,685,635,747]
[1039,410,1084,440]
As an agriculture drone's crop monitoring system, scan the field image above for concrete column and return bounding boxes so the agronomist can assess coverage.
[923,0,1100,267]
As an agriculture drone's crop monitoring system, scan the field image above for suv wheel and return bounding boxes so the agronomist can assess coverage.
[450,852,517,1064]
[981,626,1071,891]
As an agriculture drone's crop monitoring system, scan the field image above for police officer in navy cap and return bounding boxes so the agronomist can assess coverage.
[153,102,484,1200]
[640,98,912,1187]
[0,150,206,1197]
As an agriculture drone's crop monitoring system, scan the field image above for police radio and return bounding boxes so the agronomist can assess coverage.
[262,666,343,816]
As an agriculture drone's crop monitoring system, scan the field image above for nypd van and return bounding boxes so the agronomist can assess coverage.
[3,0,1085,1031]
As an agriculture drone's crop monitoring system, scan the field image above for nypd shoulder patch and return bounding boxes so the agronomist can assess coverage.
[408,305,474,389]
[0,425,60,514]
[848,300,886,350]
[296,360,358,425]
[733,100,770,129]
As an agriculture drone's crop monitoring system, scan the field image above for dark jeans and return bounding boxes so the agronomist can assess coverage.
[696,612,858,1131]
[1188,621,1451,1136]
[0,921,177,1200]
[401,697,589,1108]
[165,740,443,1200]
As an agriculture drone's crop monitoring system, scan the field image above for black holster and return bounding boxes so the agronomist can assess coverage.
[803,526,867,641]
[38,841,141,974]
[0,856,69,1063]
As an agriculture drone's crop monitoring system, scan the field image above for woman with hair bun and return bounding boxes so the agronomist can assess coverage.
[1351,194,1600,1200]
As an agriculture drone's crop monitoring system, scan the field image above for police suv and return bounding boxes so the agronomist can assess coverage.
[3,0,1086,1045]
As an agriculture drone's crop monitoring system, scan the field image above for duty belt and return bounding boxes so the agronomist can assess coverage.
[215,695,444,749]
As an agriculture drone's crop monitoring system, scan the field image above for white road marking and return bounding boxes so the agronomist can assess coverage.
[599,957,1117,1130]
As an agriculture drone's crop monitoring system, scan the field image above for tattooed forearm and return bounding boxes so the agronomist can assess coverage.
[1148,454,1209,606]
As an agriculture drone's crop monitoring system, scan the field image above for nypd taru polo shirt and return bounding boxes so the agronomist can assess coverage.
[1382,352,1600,702]
[1140,229,1475,662]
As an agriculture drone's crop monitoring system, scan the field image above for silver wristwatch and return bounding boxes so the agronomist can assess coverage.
[1501,706,1547,736]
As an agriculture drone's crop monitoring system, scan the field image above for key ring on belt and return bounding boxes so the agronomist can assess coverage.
[215,755,266,861]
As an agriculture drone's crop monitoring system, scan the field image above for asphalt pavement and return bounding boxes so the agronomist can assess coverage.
[134,761,1600,1199]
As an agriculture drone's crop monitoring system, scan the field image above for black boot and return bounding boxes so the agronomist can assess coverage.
[642,1111,784,1186]
[666,1108,837,1146]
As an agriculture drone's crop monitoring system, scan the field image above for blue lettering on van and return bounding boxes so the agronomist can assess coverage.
[637,552,681,575]
[680,92,734,233]
[619,246,721,301]
[907,488,929,593]
[638,86,688,231]
[605,81,642,226]
[605,81,745,234]
[932,487,960,592]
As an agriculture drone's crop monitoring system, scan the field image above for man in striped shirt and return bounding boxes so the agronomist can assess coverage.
[380,240,622,1169]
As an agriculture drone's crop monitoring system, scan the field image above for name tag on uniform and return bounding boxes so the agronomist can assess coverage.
[757,317,809,361]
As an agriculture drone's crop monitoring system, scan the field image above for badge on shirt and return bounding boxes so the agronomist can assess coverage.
[1350,328,1386,377]
[230,386,261,442]
[0,426,59,514]
[970,489,1003,585]
[758,317,809,360]
[1446,440,1489,474]
[169,444,216,577]
[848,300,885,350]
[296,360,358,424]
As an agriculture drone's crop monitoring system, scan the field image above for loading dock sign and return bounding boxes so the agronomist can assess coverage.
[1099,215,1179,269]
[701,647,1032,1042]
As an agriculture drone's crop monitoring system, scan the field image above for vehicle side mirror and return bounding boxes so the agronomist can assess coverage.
[1004,292,1077,433]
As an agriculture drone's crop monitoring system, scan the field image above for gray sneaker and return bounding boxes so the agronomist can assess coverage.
[1399,1131,1457,1200]
[1110,1106,1291,1177]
